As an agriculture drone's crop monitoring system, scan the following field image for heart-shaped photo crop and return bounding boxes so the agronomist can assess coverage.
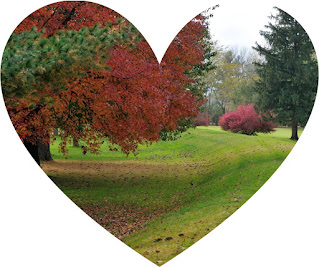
[1,1,318,265]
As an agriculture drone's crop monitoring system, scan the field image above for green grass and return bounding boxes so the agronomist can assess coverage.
[44,126,301,265]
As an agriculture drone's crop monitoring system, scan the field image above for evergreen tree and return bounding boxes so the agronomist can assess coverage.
[253,7,318,140]
[1,2,214,165]
[1,24,134,164]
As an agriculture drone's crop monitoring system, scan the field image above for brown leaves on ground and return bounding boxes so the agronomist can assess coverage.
[42,160,190,239]
[42,160,203,180]
[78,202,165,239]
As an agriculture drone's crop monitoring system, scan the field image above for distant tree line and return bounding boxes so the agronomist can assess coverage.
[195,7,317,141]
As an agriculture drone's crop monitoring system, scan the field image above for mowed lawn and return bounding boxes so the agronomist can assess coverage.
[42,126,301,265]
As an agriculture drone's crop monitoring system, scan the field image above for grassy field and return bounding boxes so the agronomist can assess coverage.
[43,126,301,265]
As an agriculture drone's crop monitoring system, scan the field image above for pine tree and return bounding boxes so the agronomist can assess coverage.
[1,2,213,165]
[1,24,132,164]
[253,7,318,140]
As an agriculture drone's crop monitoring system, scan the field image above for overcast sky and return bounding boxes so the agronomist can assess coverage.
[208,1,277,49]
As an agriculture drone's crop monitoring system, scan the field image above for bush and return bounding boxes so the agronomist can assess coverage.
[192,112,211,126]
[218,104,276,135]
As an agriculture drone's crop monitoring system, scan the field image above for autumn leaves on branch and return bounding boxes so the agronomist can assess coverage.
[1,1,214,162]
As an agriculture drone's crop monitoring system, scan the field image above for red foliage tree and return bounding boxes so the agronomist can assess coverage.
[192,112,211,126]
[14,1,122,36]
[2,2,211,164]
[218,104,276,135]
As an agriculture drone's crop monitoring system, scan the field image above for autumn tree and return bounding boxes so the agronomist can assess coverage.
[192,111,211,126]
[2,23,131,164]
[1,2,213,165]
[2,2,129,164]
[159,7,217,140]
[229,47,260,107]
[14,1,122,36]
[253,7,318,140]
[204,44,241,115]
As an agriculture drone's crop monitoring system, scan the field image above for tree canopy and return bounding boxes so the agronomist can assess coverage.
[201,43,259,124]
[1,1,214,164]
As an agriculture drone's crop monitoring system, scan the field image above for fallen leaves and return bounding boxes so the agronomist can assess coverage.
[79,202,165,239]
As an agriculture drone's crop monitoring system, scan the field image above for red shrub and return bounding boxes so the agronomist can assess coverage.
[218,104,276,135]
[193,112,211,126]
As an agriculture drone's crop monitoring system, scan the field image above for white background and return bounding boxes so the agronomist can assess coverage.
[0,0,318,266]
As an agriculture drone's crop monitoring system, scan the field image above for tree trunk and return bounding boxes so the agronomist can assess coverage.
[24,141,40,166]
[53,128,58,135]
[291,111,299,140]
[38,142,53,162]
[73,138,79,147]
[222,105,226,115]
[208,93,211,114]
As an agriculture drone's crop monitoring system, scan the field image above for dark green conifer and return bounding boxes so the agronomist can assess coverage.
[253,7,318,140]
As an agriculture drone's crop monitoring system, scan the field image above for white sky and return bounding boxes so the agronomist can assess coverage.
[209,1,277,49]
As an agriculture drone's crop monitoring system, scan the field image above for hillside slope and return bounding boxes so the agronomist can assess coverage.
[43,126,300,265]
